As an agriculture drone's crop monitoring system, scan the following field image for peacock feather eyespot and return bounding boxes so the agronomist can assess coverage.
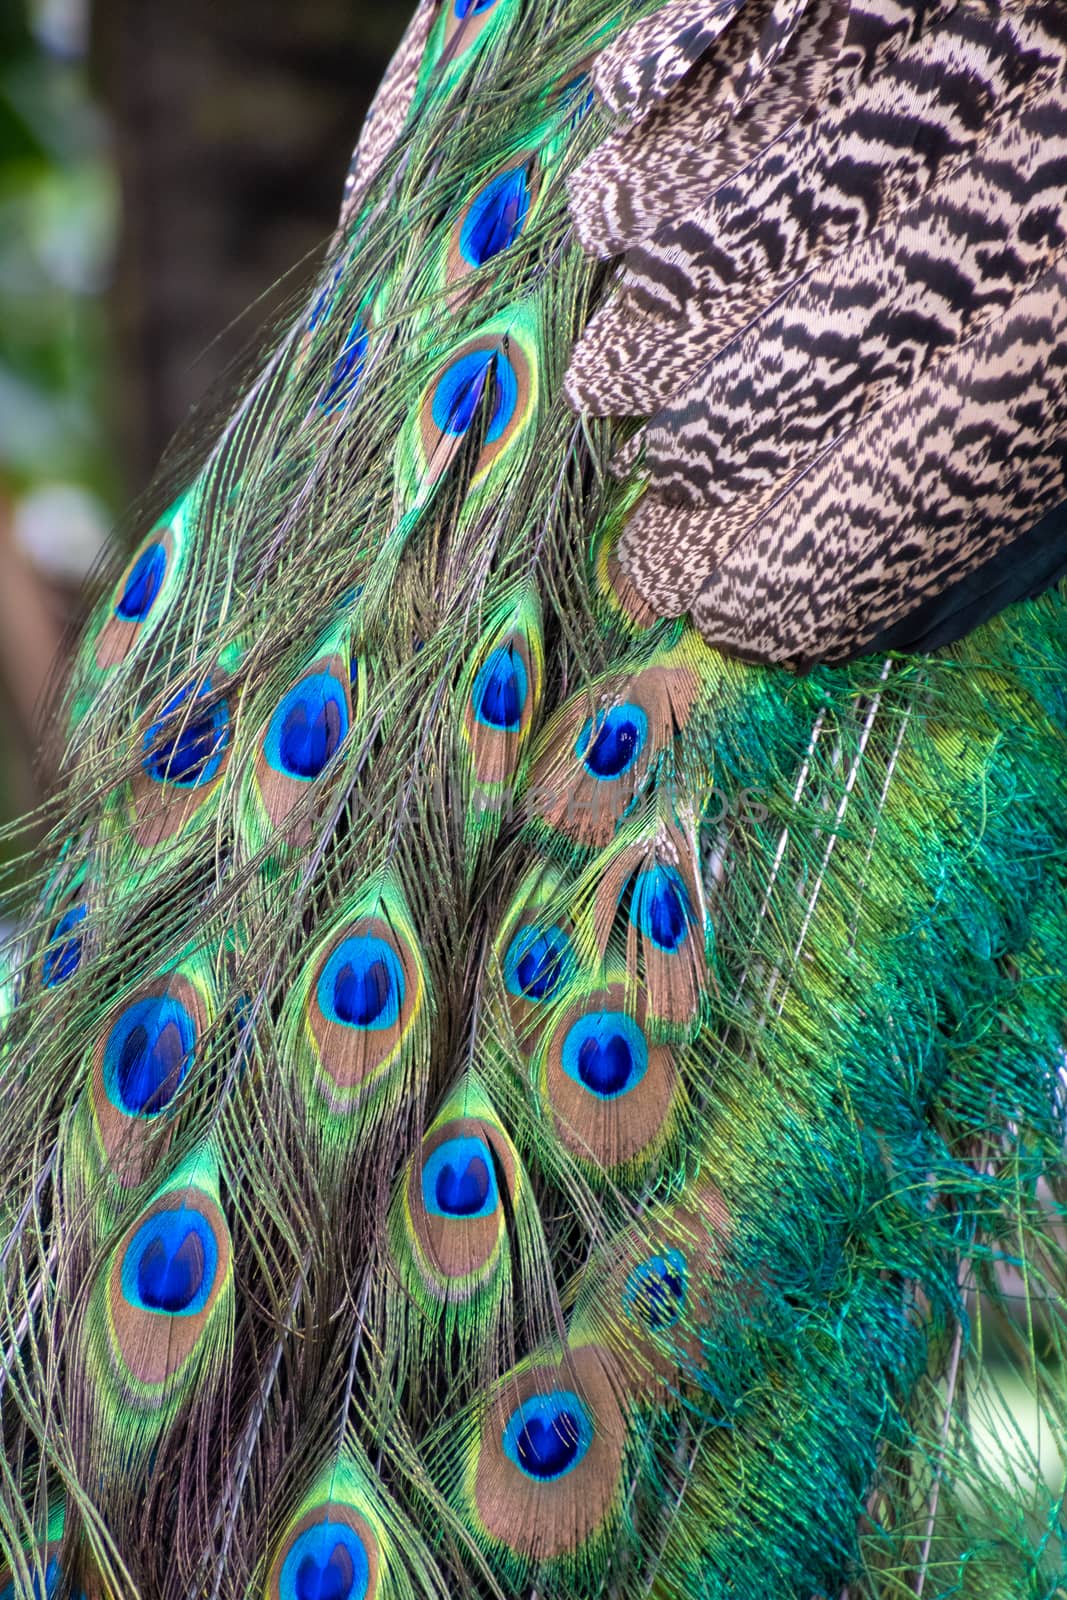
[623,1250,687,1333]
[115,541,167,622]
[541,982,678,1170]
[416,329,533,487]
[94,516,182,671]
[470,1346,629,1561]
[462,609,542,807]
[421,1134,498,1219]
[126,663,237,850]
[560,1009,648,1099]
[120,1205,219,1317]
[317,936,406,1031]
[495,865,573,1054]
[502,1390,594,1482]
[528,658,702,847]
[0,1556,61,1600]
[266,1486,381,1600]
[321,315,370,413]
[503,923,572,1002]
[630,864,691,952]
[294,889,426,1126]
[42,902,87,987]
[93,1159,232,1412]
[591,822,707,1029]
[460,167,529,267]
[243,651,355,854]
[576,703,649,780]
[448,163,535,285]
[393,1103,518,1311]
[86,966,212,1187]
[472,643,528,732]
[278,1520,371,1600]
[431,347,518,443]
[264,670,351,782]
[141,680,230,790]
[101,993,196,1117]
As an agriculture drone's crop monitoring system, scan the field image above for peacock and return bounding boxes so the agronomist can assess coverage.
[2,0,1067,1594]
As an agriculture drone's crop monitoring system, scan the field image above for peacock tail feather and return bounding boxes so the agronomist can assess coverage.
[1,0,1066,1594]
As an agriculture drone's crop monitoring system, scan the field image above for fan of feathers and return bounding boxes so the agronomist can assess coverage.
[0,0,1066,1595]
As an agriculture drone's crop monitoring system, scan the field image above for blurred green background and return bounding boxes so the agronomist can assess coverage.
[0,0,405,843]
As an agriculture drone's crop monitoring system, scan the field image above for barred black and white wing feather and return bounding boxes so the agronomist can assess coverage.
[570,0,1067,661]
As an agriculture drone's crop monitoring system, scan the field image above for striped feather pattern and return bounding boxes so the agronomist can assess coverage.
[590,0,748,119]
[576,0,1062,410]
[568,0,844,256]
[693,255,1067,659]
[340,0,439,220]
[565,0,1067,659]
[620,79,1067,617]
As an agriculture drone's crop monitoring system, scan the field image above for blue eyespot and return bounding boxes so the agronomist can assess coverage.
[431,348,518,443]
[0,1556,61,1600]
[561,1010,648,1099]
[42,903,87,987]
[264,671,350,781]
[472,644,527,732]
[137,1227,205,1312]
[318,936,405,1030]
[121,1206,219,1316]
[102,994,197,1116]
[422,1135,498,1219]
[116,542,166,622]
[631,866,691,952]
[280,1521,371,1600]
[142,681,229,788]
[557,71,594,124]
[623,1249,687,1332]
[502,1390,593,1481]
[576,704,648,780]
[503,924,572,1002]
[322,317,369,411]
[459,168,530,269]
[454,0,498,17]
[308,260,344,333]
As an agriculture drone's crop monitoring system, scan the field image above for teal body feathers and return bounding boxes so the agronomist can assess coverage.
[2,0,1067,1595]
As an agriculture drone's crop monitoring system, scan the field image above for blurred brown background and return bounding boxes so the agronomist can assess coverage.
[0,0,406,848]
[94,0,406,488]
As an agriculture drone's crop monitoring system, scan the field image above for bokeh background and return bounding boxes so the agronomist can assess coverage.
[0,0,406,854]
